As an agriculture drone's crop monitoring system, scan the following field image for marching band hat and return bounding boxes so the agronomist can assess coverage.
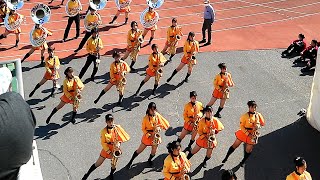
[190,91,197,97]
[204,0,210,4]
[105,114,114,121]
[203,105,213,112]
[148,102,157,109]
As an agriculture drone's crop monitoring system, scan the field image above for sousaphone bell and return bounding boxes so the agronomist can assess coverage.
[146,0,164,9]
[30,4,51,25]
[6,0,24,10]
[89,0,107,10]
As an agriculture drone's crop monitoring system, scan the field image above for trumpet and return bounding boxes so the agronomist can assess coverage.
[152,125,161,146]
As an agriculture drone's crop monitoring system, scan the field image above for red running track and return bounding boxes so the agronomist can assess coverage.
[0,0,319,61]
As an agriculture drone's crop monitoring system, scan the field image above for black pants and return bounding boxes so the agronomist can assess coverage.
[79,54,99,79]
[63,14,80,40]
[286,44,304,55]
[202,19,213,42]
[77,31,92,50]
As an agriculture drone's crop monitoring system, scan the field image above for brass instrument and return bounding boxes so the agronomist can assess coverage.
[4,13,24,31]
[152,116,161,146]
[147,0,164,9]
[168,26,182,55]
[179,154,190,180]
[52,57,58,80]
[116,61,127,94]
[84,12,101,32]
[95,36,101,64]
[111,125,122,168]
[65,0,82,17]
[140,7,159,29]
[155,57,163,82]
[192,103,200,131]
[6,0,24,10]
[251,113,261,144]
[73,77,81,109]
[89,0,107,10]
[207,121,216,148]
[130,31,143,61]
[187,41,197,68]
[115,0,131,10]
[29,25,48,47]
[221,73,229,99]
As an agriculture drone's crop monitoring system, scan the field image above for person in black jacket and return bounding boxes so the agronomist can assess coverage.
[282,34,306,58]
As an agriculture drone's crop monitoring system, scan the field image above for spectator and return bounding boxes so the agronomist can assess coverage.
[282,34,306,58]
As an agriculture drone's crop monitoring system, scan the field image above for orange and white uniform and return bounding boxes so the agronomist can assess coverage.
[118,0,131,13]
[126,29,143,51]
[235,112,265,145]
[86,36,103,55]
[141,112,170,146]
[6,13,24,34]
[67,0,81,14]
[44,56,60,80]
[85,12,101,32]
[165,26,183,46]
[146,52,167,77]
[183,101,203,132]
[212,72,234,99]
[144,11,157,31]
[163,152,191,180]
[109,60,130,85]
[32,26,52,50]
[286,171,312,180]
[181,40,199,64]
[100,125,130,159]
[196,117,224,149]
[60,76,84,104]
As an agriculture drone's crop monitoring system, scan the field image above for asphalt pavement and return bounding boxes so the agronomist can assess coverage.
[22,49,320,180]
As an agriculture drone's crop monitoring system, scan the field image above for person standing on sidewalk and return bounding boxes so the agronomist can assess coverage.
[199,0,215,46]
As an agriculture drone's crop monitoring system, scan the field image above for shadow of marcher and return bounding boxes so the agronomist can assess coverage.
[94,71,110,85]
[191,164,223,179]
[61,108,104,124]
[243,117,320,180]
[148,81,184,100]
[34,121,69,140]
[164,126,183,137]
[22,63,43,72]
[300,68,315,76]
[99,24,124,33]
[111,91,152,113]
[0,46,15,51]
[59,52,87,65]
[48,5,61,10]
[26,93,52,106]
[103,48,126,56]
[112,153,168,180]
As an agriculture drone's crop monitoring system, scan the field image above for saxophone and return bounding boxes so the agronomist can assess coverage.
[179,154,190,180]
[152,116,161,146]
[251,113,261,144]
[130,30,144,61]
[111,125,122,168]
[192,103,200,131]
[116,61,127,94]
[52,57,58,80]
[207,121,216,148]
[221,73,230,99]
[155,55,163,82]
[168,26,182,55]
[73,77,81,109]
[188,41,197,68]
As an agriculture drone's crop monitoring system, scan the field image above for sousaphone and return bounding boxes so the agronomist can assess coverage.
[140,7,159,29]
[65,0,82,17]
[115,0,131,10]
[30,4,51,25]
[89,0,107,10]
[5,0,24,10]
[146,0,164,9]
[4,0,24,31]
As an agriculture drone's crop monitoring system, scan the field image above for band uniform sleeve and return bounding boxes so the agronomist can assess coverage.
[100,128,110,152]
[257,113,265,126]
[63,79,73,100]
[213,74,220,90]
[97,13,102,25]
[115,125,130,142]
[157,113,170,130]
[110,62,115,80]
[86,38,92,53]
[183,103,190,122]
[55,56,60,69]
[227,73,234,87]
[45,58,52,74]
[183,41,189,57]
[214,118,224,132]
[197,119,206,136]
[44,27,53,36]
[124,61,130,73]
[160,53,167,64]
[163,155,175,180]
[142,116,148,135]
[167,27,171,42]
[197,101,204,117]
[98,38,103,49]
[240,114,248,135]
[127,30,132,46]
[181,152,191,172]
[194,41,200,54]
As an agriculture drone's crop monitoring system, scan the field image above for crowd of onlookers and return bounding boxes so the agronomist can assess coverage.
[282,33,319,72]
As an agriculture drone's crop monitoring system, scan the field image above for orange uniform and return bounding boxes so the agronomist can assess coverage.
[126,29,143,51]
[141,112,170,146]
[44,56,60,80]
[183,101,203,132]
[235,112,265,145]
[181,40,199,64]
[144,11,157,31]
[60,76,84,104]
[86,36,103,55]
[165,26,183,46]
[100,125,130,159]
[163,152,191,180]
[286,171,312,180]
[85,12,101,32]
[146,52,167,77]
[196,117,224,149]
[118,0,131,13]
[109,60,130,85]
[6,13,24,34]
[32,27,52,50]
[212,72,234,99]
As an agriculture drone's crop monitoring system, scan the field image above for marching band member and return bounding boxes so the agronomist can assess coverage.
[163,141,191,180]
[82,114,130,180]
[94,51,130,105]
[78,27,103,81]
[46,67,84,124]
[161,18,183,63]
[206,63,234,118]
[21,24,52,64]
[122,21,143,71]
[0,1,9,25]
[142,7,157,45]
[177,91,203,153]
[167,32,199,83]
[221,100,265,167]
[74,6,101,53]
[281,33,306,58]
[0,9,23,47]
[29,47,60,98]
[126,102,170,169]
[187,106,224,168]
[286,157,312,180]
[109,0,131,24]
[135,44,166,96]
[62,0,81,42]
